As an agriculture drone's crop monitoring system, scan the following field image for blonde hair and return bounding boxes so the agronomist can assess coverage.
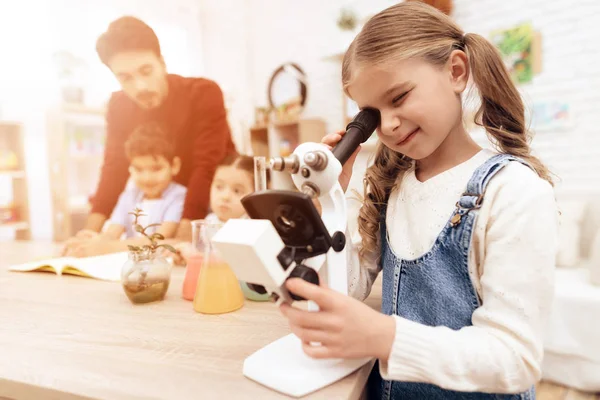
[343,2,553,260]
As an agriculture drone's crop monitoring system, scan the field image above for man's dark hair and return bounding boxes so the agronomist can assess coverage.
[125,122,175,162]
[96,16,162,66]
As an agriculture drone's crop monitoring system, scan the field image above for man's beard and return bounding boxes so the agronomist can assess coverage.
[136,91,159,109]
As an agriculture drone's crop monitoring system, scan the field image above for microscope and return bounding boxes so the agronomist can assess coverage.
[212,108,380,397]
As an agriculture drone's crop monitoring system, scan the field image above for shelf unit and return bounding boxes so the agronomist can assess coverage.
[47,104,106,241]
[0,121,31,239]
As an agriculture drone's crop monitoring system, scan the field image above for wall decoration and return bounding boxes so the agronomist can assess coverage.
[336,8,358,31]
[490,22,536,84]
[529,100,571,132]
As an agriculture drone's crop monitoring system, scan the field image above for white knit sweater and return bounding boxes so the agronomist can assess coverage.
[346,149,559,393]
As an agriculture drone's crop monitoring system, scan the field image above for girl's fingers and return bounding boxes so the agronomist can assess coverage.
[280,302,338,330]
[302,342,335,359]
[321,131,344,146]
[290,325,332,345]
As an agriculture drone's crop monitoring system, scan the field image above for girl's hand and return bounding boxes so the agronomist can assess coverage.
[321,130,361,192]
[279,278,396,361]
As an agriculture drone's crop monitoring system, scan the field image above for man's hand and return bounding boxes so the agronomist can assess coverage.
[62,231,99,256]
[83,213,107,233]
[62,213,107,256]
[75,230,99,239]
[279,278,396,361]
[65,237,121,258]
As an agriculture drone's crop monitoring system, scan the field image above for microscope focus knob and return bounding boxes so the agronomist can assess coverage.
[287,264,320,301]
[303,151,328,171]
[331,231,346,252]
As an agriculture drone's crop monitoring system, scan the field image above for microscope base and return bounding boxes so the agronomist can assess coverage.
[243,333,372,397]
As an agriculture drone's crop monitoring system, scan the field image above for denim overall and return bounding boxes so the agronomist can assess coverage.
[367,154,535,400]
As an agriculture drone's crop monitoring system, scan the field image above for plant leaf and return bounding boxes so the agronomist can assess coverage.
[134,224,144,233]
[158,244,177,254]
[128,245,141,252]
[146,223,162,229]
[151,233,165,241]
[128,207,145,217]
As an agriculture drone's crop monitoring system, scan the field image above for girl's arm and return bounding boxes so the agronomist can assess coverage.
[379,165,558,393]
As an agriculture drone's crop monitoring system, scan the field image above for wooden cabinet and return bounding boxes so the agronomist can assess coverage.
[0,122,30,239]
[47,104,106,241]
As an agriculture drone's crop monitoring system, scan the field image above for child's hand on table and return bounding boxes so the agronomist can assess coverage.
[279,278,396,361]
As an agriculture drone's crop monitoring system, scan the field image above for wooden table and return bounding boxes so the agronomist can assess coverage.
[0,241,380,400]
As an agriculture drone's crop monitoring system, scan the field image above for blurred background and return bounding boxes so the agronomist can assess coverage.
[0,0,598,241]
[0,0,597,239]
[0,0,599,395]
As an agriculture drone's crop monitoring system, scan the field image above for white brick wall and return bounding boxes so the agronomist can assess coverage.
[454,0,600,194]
[201,0,600,194]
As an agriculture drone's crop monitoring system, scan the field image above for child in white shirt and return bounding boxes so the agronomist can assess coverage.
[171,154,255,264]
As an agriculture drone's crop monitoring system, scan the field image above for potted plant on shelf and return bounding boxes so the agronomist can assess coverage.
[335,7,359,55]
[121,208,177,304]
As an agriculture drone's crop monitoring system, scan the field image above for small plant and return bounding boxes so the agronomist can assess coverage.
[336,8,358,31]
[127,207,177,255]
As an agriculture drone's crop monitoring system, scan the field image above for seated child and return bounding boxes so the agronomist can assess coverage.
[69,122,187,257]
[173,154,255,264]
[174,154,271,301]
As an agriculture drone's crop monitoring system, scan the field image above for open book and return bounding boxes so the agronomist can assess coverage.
[8,252,128,282]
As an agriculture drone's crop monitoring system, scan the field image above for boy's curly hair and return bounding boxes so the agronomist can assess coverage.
[96,16,161,66]
[125,122,175,162]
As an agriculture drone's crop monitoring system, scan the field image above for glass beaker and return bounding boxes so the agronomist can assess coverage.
[181,219,206,301]
[193,221,245,314]
[254,156,268,191]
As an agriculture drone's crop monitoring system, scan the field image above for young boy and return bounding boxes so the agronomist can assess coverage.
[67,122,187,257]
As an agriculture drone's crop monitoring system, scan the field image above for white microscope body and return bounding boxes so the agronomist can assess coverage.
[212,109,379,398]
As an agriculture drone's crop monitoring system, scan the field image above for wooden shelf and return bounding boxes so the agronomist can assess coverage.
[0,121,23,129]
[0,122,30,240]
[0,170,26,179]
[61,103,106,115]
[272,120,300,128]
[250,125,268,131]
[322,52,344,61]
[0,221,29,231]
[47,105,106,241]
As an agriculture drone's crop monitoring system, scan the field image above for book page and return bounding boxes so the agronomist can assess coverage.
[9,253,126,282]
[9,257,74,274]
[64,252,128,282]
